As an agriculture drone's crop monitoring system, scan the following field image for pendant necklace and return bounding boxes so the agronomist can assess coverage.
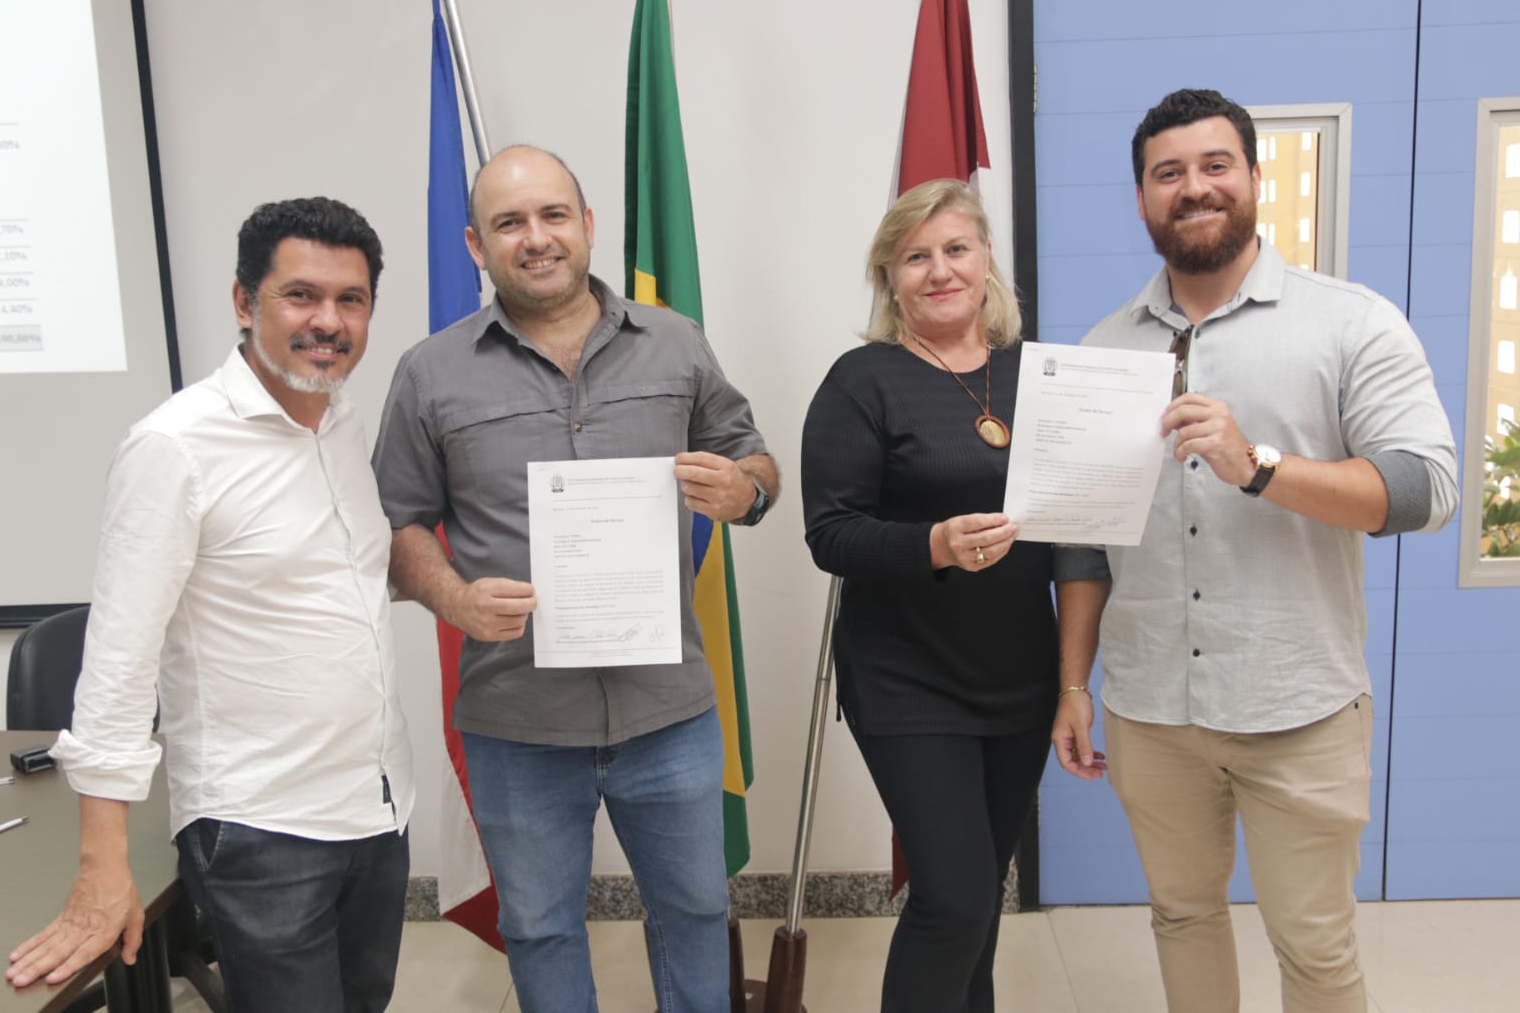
[908,335,1011,448]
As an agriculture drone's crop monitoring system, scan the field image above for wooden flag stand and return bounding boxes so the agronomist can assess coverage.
[727,915,806,1013]
[719,576,840,1013]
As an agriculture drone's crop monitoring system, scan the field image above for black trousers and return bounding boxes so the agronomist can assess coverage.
[851,722,1050,1013]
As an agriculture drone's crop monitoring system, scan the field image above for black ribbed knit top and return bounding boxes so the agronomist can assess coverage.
[800,341,1058,736]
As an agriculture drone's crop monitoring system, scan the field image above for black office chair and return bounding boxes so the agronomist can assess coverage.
[6,605,228,1013]
[6,605,92,731]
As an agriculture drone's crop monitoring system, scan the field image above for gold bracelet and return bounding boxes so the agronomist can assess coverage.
[1059,685,1091,698]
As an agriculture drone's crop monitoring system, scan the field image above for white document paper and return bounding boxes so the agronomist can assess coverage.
[1002,342,1174,545]
[528,456,682,668]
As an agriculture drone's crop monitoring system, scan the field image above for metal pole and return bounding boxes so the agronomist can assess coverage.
[784,575,841,933]
[441,0,492,165]
[749,575,839,1012]
[1007,0,1042,912]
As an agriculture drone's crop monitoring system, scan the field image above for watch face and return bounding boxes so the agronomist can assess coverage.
[1256,444,1282,466]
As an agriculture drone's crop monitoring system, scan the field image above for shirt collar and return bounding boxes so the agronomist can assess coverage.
[470,274,649,349]
[1235,239,1286,305]
[220,344,350,430]
[1131,239,1286,329]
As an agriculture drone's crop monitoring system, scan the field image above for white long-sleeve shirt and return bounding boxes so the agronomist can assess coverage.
[52,347,414,840]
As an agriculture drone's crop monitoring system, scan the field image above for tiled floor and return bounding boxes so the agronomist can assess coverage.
[169,899,1520,1011]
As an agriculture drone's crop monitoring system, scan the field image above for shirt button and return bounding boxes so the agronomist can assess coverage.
[1191,648,1201,657]
[1192,589,1201,600]
[1190,458,1199,470]
[572,421,584,434]
[1189,525,1198,536]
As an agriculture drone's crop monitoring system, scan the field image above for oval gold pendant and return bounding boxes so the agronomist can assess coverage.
[975,414,1011,448]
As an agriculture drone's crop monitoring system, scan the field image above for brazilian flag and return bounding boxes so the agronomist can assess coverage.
[625,0,754,879]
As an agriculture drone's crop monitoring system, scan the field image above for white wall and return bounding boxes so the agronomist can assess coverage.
[40,0,1016,878]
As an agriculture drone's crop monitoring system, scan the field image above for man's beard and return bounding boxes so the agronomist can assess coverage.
[489,247,591,317]
[249,321,352,395]
[1146,194,1258,275]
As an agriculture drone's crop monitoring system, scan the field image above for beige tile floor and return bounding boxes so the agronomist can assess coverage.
[168,899,1520,1012]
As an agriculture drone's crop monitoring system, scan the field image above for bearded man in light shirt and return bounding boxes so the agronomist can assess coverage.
[6,197,414,1013]
[1051,89,1457,1013]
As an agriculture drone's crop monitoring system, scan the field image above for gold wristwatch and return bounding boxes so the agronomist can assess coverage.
[1241,443,1281,497]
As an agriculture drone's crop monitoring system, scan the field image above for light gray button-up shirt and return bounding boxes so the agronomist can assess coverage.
[1061,244,1457,732]
[373,277,768,746]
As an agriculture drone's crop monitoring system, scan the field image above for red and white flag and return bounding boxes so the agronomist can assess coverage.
[896,0,990,197]
[428,0,501,950]
[434,603,503,949]
[890,0,1006,898]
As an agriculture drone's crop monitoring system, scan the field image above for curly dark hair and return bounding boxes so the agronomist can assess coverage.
[1131,89,1257,186]
[235,197,384,306]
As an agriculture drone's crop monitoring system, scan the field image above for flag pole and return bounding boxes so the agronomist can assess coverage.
[784,575,840,936]
[751,574,839,1013]
[441,0,491,165]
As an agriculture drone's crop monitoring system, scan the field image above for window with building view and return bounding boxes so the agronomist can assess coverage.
[1249,103,1350,278]
[1256,129,1319,270]
[1461,101,1520,587]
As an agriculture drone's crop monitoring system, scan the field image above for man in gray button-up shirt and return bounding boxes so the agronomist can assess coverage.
[373,146,777,1013]
[1051,91,1456,1013]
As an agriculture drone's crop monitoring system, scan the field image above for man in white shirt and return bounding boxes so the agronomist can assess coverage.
[6,197,415,1013]
[1051,90,1456,1013]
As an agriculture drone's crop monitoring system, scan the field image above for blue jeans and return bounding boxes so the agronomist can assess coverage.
[174,819,409,1013]
[462,707,729,1013]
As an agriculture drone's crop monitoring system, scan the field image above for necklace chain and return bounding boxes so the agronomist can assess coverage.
[909,335,993,415]
[906,334,1011,449]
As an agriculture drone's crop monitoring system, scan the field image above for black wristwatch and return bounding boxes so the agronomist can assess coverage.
[736,478,772,526]
[1240,443,1281,496]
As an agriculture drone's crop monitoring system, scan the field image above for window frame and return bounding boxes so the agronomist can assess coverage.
[1246,102,1352,279]
[1459,97,1520,588]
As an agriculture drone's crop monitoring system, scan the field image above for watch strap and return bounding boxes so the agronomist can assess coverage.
[738,478,771,526]
[1240,444,1278,497]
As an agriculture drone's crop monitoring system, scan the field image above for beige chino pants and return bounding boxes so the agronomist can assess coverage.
[1106,696,1373,1013]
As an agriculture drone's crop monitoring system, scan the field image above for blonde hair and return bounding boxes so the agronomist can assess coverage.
[862,179,1022,348]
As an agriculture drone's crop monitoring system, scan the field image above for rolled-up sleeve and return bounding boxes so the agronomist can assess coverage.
[1341,297,1458,536]
[52,431,199,800]
[1054,546,1111,582]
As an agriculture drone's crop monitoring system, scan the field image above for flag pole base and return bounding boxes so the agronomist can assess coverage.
[755,924,808,1013]
[718,916,806,1013]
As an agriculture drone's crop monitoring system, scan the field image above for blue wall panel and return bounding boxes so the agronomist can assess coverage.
[1032,0,1520,906]
[1389,29,1520,911]
[1410,318,1474,390]
[1033,1,1414,41]
[1348,173,1415,250]
[1031,0,1420,906]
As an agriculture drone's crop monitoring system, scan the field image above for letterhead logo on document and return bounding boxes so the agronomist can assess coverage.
[550,473,565,493]
[1043,357,1058,377]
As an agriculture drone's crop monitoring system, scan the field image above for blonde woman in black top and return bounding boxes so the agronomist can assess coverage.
[801,179,1057,1013]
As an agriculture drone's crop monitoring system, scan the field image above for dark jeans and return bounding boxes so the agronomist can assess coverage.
[851,724,1050,1013]
[175,819,409,1013]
